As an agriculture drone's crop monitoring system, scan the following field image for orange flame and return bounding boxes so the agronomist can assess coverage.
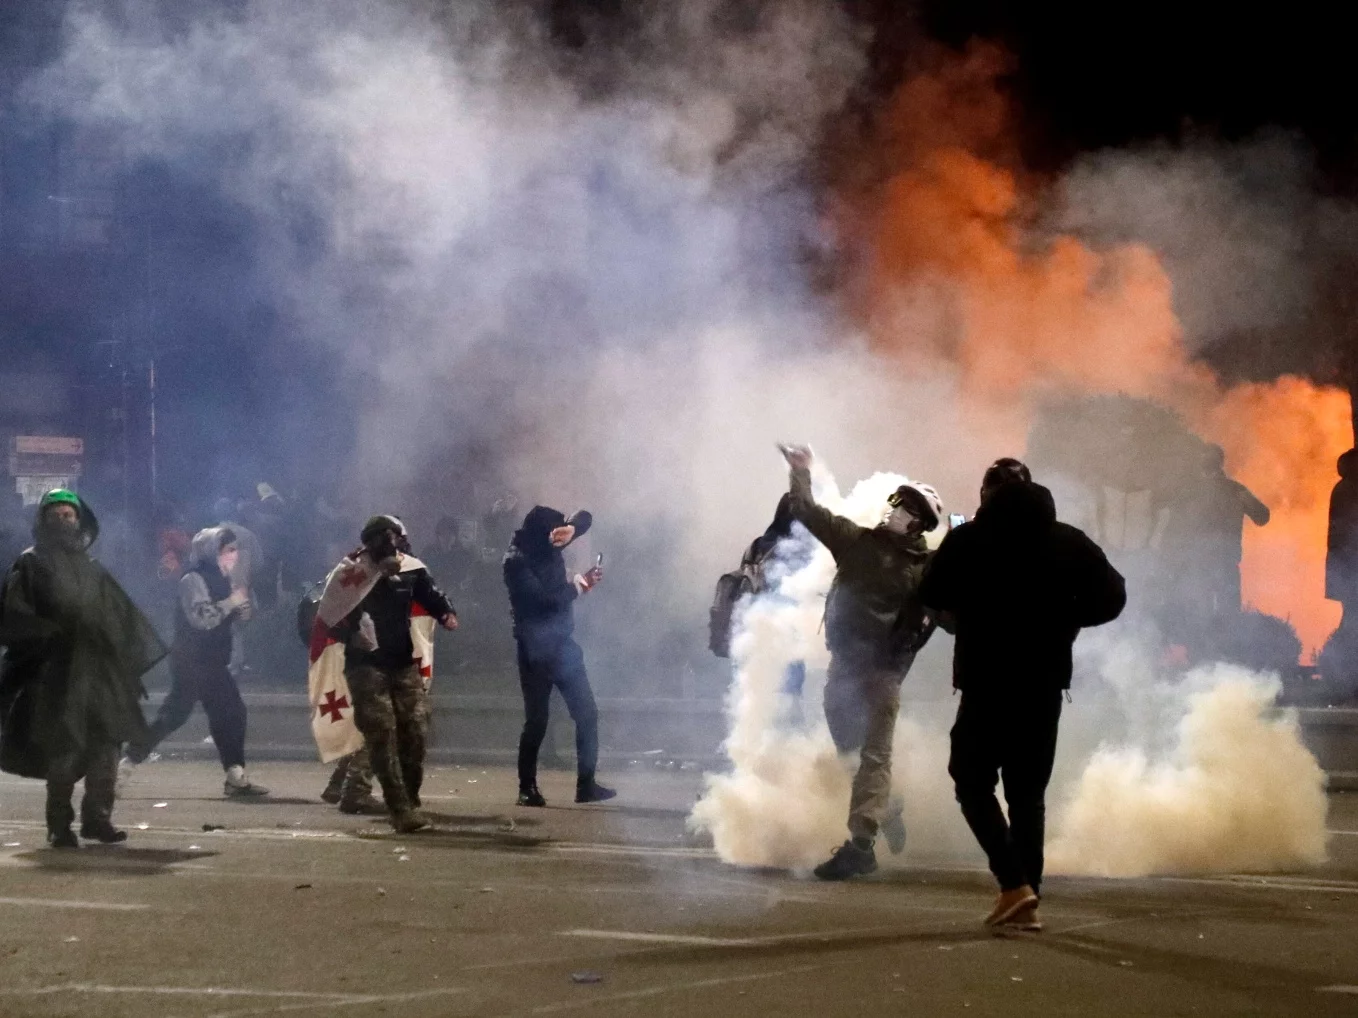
[843,44,1352,661]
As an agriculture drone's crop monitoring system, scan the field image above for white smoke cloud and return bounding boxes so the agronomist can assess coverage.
[692,466,1328,876]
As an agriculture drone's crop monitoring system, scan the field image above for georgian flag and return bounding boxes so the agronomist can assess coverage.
[306,553,437,763]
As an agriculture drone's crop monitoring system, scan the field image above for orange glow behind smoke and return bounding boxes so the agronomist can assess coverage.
[1203,381,1351,659]
[846,45,1352,661]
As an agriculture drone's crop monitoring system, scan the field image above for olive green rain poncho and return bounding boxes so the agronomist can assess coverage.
[0,491,167,779]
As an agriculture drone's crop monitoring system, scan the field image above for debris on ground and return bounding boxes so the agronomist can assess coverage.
[202,824,225,832]
[135,823,149,830]
[570,972,603,984]
[153,802,168,808]
[294,884,313,890]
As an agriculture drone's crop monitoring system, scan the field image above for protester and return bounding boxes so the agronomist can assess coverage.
[1325,450,1358,699]
[310,515,457,833]
[0,490,167,847]
[503,505,613,807]
[121,526,270,797]
[920,458,1126,930]
[780,445,941,879]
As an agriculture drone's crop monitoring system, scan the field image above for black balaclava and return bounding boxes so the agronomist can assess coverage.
[513,506,592,557]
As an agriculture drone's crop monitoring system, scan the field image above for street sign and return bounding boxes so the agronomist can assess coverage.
[14,436,83,456]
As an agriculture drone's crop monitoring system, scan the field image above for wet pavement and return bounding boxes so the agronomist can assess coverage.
[0,761,1356,1017]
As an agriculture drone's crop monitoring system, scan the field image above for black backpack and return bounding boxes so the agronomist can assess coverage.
[709,569,756,658]
[296,581,324,648]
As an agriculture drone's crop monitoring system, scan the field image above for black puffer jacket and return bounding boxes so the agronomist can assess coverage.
[787,468,931,669]
[919,481,1126,694]
[503,506,593,655]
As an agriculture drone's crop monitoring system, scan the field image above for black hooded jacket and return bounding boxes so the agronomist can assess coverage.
[0,496,167,778]
[503,506,592,653]
[919,481,1126,695]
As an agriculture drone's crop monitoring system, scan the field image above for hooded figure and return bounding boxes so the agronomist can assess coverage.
[779,445,939,881]
[920,465,1126,932]
[503,505,614,806]
[0,490,167,847]
[123,526,268,797]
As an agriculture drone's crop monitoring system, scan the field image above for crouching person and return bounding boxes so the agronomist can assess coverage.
[313,516,457,834]
[0,490,167,847]
[779,446,941,880]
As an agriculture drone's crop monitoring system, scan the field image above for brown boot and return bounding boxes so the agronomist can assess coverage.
[984,885,1039,926]
[1000,902,1043,932]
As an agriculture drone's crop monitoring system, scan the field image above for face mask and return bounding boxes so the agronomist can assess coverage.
[883,506,915,535]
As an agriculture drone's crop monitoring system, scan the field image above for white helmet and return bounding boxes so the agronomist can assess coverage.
[888,481,944,532]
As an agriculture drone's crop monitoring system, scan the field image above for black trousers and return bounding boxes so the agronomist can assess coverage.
[516,636,598,790]
[47,731,119,834]
[948,688,1063,895]
[132,655,247,770]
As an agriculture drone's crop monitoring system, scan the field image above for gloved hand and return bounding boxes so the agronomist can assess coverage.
[778,443,813,471]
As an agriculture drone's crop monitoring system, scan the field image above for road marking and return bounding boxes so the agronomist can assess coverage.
[0,896,149,911]
[530,964,822,1014]
[561,924,904,948]
[1317,985,1358,995]
[0,985,359,1000]
[1158,875,1358,895]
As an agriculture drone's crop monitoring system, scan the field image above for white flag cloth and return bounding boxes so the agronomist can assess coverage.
[306,553,437,763]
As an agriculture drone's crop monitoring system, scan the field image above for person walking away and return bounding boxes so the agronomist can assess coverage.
[920,458,1126,931]
[122,527,269,796]
[503,506,613,807]
[312,516,457,833]
[0,490,167,847]
[779,445,942,880]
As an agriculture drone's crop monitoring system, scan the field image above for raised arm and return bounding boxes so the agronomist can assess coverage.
[779,445,864,560]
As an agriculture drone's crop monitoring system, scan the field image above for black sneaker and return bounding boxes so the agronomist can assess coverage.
[575,781,617,804]
[320,786,343,805]
[79,821,128,844]
[48,827,78,850]
[517,786,547,808]
[882,810,907,856]
[391,810,431,834]
[813,840,877,880]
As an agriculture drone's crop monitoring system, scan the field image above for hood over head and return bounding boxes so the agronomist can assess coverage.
[188,526,238,570]
[974,480,1058,535]
[33,489,99,551]
[1340,449,1357,480]
[512,506,592,555]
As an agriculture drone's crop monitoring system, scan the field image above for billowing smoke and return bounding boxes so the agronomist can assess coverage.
[691,468,1328,875]
[1048,665,1328,877]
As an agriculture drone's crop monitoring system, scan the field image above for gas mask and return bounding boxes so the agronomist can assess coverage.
[364,529,410,576]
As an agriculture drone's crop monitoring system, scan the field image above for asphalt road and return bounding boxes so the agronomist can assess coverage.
[0,762,1355,1017]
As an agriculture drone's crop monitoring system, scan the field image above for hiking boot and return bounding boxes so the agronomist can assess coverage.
[985,885,1039,926]
[575,781,617,804]
[47,827,78,850]
[881,810,907,856]
[813,839,878,880]
[79,821,128,844]
[1000,903,1043,932]
[338,795,387,816]
[224,767,269,797]
[391,810,431,834]
[517,786,547,808]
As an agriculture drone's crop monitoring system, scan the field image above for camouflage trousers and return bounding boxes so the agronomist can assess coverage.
[323,747,374,806]
[345,663,430,814]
